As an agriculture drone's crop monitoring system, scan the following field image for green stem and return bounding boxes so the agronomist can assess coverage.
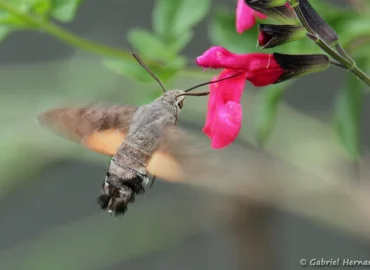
[329,59,346,70]
[41,24,132,60]
[290,0,370,89]
[0,1,133,60]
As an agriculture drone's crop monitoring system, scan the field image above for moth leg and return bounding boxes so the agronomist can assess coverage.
[150,175,156,188]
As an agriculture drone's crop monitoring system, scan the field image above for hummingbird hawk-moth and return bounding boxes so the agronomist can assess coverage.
[37,53,237,216]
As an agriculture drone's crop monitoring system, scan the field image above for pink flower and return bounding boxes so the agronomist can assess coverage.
[197,46,285,149]
[236,0,267,33]
[203,70,246,149]
[197,46,331,148]
[196,46,284,86]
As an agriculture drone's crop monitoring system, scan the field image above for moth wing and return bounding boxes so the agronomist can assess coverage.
[37,105,137,156]
[38,107,202,182]
[82,124,195,181]
[147,125,207,182]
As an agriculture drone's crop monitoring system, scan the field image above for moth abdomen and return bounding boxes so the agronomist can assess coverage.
[97,172,145,216]
[97,192,129,217]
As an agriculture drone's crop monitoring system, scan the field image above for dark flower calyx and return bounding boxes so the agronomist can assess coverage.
[258,24,306,48]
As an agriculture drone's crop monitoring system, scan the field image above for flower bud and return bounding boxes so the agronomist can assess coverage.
[244,0,297,24]
[273,53,330,83]
[245,0,288,8]
[258,24,306,48]
[294,0,338,45]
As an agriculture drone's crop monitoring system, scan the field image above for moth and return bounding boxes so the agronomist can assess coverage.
[37,53,237,216]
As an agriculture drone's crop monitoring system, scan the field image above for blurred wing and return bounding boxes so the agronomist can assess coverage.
[37,105,138,156]
[147,125,205,182]
[38,107,201,182]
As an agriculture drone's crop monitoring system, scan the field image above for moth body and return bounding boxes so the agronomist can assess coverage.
[97,90,186,215]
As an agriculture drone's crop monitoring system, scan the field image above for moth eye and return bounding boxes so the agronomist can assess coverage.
[177,100,184,109]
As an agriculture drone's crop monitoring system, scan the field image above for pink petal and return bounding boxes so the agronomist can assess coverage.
[196,47,284,86]
[217,69,246,104]
[236,0,257,33]
[203,76,220,138]
[211,101,242,149]
[246,67,283,86]
[202,69,246,149]
[196,46,251,69]
[254,11,267,20]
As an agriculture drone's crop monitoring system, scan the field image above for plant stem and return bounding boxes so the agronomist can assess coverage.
[329,59,346,70]
[290,0,370,89]
[0,1,133,60]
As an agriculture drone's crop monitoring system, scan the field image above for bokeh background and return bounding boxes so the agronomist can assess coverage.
[1,0,370,269]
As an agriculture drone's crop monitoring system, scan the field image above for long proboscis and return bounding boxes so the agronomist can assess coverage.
[183,72,243,93]
[179,91,210,97]
[177,72,244,98]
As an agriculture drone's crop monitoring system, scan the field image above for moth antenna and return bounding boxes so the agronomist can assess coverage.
[184,72,244,93]
[132,52,167,93]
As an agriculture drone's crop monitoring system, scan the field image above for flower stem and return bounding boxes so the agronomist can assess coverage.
[329,59,346,70]
[290,0,370,89]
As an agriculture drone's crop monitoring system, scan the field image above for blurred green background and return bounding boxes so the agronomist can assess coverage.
[1,0,370,269]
